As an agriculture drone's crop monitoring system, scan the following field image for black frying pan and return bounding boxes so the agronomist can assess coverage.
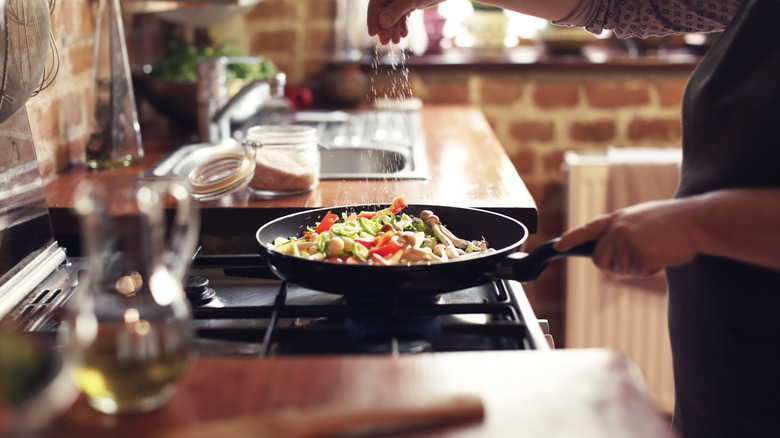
[255,204,594,298]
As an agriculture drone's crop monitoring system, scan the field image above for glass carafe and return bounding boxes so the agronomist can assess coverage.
[66,176,199,414]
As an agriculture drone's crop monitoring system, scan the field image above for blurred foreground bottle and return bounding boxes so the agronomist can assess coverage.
[65,176,199,414]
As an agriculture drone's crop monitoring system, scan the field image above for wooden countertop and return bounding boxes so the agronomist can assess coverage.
[45,105,537,255]
[43,349,674,438]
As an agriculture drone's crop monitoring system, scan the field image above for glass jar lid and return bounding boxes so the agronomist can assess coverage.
[187,153,255,200]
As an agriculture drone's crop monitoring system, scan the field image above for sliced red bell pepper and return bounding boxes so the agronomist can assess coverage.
[356,195,408,219]
[388,195,408,214]
[357,210,379,219]
[373,230,395,248]
[353,236,376,249]
[369,239,402,258]
[313,211,338,234]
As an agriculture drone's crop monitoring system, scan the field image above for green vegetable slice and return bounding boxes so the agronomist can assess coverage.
[331,222,359,236]
[359,217,379,236]
[352,241,369,262]
[317,231,331,253]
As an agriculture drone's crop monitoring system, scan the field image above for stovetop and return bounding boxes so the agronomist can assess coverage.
[185,252,551,356]
[1,251,552,356]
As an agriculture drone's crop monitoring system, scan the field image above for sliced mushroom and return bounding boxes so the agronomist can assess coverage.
[421,211,475,250]
[402,247,430,262]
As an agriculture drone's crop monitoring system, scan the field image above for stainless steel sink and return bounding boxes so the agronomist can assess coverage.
[144,110,429,181]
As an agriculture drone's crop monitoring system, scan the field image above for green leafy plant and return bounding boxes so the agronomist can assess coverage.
[152,42,277,83]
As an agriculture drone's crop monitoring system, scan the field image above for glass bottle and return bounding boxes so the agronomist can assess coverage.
[84,0,144,170]
[65,176,199,414]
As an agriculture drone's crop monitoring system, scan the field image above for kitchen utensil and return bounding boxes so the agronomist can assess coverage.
[66,175,200,414]
[255,204,594,299]
[0,0,57,124]
[158,395,484,438]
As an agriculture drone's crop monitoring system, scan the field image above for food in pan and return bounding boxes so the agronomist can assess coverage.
[269,196,494,265]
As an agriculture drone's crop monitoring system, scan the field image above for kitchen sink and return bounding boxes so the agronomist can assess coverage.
[144,110,430,181]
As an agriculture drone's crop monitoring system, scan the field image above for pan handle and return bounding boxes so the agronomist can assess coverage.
[499,238,596,283]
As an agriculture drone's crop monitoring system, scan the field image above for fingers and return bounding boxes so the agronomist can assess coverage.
[379,0,419,29]
[367,0,416,36]
[554,213,656,277]
[554,214,613,252]
[366,0,385,37]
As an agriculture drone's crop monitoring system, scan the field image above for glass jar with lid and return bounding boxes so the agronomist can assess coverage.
[243,125,320,196]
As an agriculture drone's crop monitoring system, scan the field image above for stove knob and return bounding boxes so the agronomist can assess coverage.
[184,275,216,306]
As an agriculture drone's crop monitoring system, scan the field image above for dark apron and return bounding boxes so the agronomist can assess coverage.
[667,0,780,436]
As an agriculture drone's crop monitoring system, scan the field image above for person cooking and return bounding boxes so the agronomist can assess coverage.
[369,1,780,437]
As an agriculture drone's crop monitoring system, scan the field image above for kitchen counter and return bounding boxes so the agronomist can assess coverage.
[43,349,674,438]
[45,104,537,254]
[37,106,672,437]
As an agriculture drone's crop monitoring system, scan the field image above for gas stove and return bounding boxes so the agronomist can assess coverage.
[184,250,552,356]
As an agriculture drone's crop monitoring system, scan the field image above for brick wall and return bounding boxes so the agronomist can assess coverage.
[29,0,694,345]
[26,0,96,182]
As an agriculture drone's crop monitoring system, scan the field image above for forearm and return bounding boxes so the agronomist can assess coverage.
[474,0,581,21]
[690,188,780,271]
[368,0,581,43]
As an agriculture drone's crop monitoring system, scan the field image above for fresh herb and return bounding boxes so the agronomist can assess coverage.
[152,42,277,83]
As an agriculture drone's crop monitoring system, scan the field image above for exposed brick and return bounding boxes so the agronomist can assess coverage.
[543,150,566,173]
[480,78,523,104]
[585,81,651,108]
[67,44,94,77]
[422,80,469,104]
[33,102,61,144]
[250,29,299,53]
[628,118,682,142]
[306,0,338,21]
[67,138,88,168]
[59,0,96,41]
[246,0,297,20]
[657,78,688,107]
[303,28,335,54]
[509,121,555,143]
[37,152,54,181]
[508,148,536,174]
[533,83,578,109]
[569,120,615,142]
[62,92,85,133]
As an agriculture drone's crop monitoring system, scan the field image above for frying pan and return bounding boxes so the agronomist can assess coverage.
[255,204,595,299]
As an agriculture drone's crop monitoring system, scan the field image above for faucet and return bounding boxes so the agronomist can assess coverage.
[196,56,286,144]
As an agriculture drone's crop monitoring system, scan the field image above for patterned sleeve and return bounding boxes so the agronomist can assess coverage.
[553,0,744,38]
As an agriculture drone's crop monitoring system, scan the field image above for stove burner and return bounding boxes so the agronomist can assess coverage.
[345,315,440,354]
[185,253,548,355]
[184,275,216,306]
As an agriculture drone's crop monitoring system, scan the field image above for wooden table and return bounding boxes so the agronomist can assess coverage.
[43,349,675,438]
[45,105,537,255]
